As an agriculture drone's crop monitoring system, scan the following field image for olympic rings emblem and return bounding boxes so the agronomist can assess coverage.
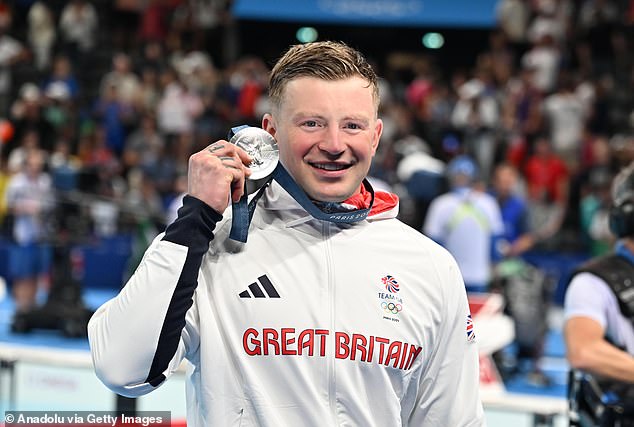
[381,301,402,315]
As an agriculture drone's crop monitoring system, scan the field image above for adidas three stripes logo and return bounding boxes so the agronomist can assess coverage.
[239,275,280,298]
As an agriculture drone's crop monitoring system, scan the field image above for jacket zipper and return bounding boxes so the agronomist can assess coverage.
[324,221,338,425]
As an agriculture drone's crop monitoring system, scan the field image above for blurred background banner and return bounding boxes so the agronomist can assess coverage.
[233,0,498,27]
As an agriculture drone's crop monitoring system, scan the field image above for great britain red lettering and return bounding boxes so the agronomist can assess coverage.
[243,328,422,371]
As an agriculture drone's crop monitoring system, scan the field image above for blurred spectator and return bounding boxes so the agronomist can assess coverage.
[521,33,561,94]
[26,1,56,71]
[42,81,75,134]
[137,0,173,44]
[85,146,125,239]
[7,128,46,175]
[579,168,614,256]
[42,55,79,101]
[59,0,98,65]
[177,50,215,93]
[8,83,56,155]
[230,56,269,122]
[122,168,164,227]
[526,0,572,46]
[156,67,203,141]
[48,139,81,192]
[502,66,544,143]
[422,155,504,293]
[172,0,232,66]
[92,83,136,157]
[394,135,446,230]
[142,140,179,202]
[523,135,570,248]
[451,73,501,181]
[541,71,590,172]
[4,149,53,312]
[78,125,116,169]
[99,53,141,106]
[0,10,29,116]
[490,162,535,258]
[578,135,617,255]
[483,30,515,87]
[524,135,570,203]
[496,0,530,45]
[134,40,166,75]
[122,114,165,173]
[133,66,161,115]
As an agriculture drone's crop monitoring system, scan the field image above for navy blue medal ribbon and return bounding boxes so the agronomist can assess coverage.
[229,163,375,242]
[228,125,260,243]
[271,163,374,223]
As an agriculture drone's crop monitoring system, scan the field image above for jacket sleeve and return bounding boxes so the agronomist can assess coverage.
[88,195,222,397]
[408,253,486,426]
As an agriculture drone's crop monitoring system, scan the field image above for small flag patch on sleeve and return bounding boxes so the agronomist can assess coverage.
[466,314,476,342]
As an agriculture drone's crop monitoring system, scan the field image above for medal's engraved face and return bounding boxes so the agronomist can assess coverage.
[230,127,279,180]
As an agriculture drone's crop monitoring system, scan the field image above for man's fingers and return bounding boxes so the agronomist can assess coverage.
[218,156,242,170]
[189,139,256,209]
[234,145,253,166]
[226,165,247,202]
[207,141,253,168]
[207,144,226,154]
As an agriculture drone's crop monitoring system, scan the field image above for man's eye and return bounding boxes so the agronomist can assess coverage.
[303,121,318,127]
[345,123,361,130]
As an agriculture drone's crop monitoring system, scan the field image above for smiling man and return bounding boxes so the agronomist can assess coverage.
[88,41,484,427]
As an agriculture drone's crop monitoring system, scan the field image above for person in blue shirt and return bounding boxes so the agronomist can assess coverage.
[489,162,535,258]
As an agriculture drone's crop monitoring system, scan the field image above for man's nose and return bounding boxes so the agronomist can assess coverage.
[318,128,345,155]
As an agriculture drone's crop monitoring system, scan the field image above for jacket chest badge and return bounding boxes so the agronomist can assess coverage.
[378,275,403,323]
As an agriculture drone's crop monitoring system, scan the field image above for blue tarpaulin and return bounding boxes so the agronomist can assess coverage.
[232,0,498,28]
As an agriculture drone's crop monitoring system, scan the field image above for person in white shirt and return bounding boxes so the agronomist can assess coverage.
[423,155,505,293]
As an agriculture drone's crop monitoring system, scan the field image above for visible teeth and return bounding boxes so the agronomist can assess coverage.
[314,163,346,171]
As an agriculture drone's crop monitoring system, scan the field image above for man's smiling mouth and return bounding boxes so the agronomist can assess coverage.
[310,162,352,171]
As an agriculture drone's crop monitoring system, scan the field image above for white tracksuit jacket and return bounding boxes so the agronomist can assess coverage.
[88,181,485,426]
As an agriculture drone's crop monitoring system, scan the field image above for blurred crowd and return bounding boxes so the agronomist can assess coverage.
[374,0,634,259]
[0,0,632,286]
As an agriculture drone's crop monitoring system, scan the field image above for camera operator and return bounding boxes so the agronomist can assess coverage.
[564,161,634,426]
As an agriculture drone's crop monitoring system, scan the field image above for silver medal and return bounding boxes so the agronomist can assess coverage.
[230,127,279,180]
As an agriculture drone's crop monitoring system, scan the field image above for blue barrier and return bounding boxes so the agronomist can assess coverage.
[0,235,133,291]
[0,236,592,303]
[79,234,132,290]
[522,251,592,306]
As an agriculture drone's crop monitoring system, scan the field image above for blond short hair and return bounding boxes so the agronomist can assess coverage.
[268,41,380,112]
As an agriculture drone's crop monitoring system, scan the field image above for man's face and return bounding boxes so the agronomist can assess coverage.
[494,166,517,197]
[263,76,382,202]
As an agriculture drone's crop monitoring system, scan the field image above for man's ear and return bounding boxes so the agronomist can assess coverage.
[262,114,276,138]
[371,118,383,155]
